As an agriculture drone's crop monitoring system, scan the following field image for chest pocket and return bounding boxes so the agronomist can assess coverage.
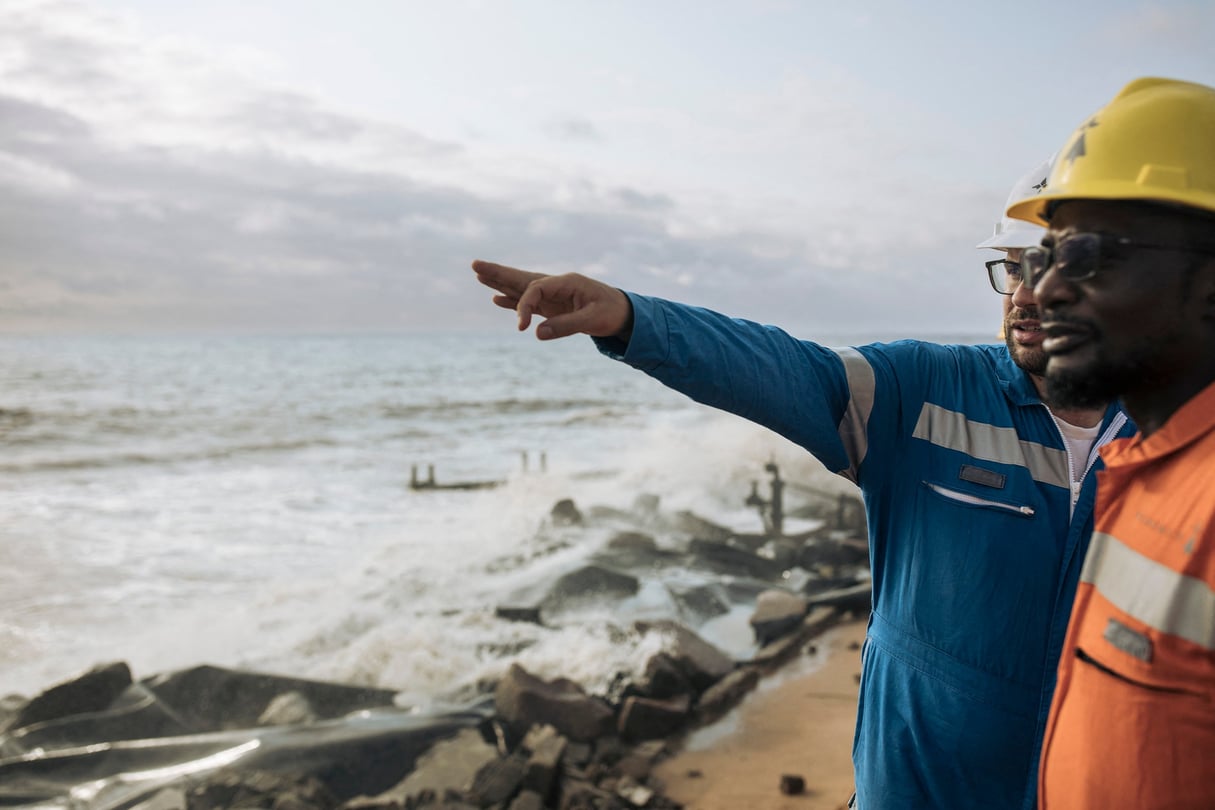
[923,461,1039,519]
[1076,531,1215,703]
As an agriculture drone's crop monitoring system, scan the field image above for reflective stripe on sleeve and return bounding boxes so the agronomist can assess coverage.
[1082,531,1215,651]
[912,402,1070,490]
[830,347,875,484]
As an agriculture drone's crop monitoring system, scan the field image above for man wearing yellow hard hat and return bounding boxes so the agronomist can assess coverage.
[1006,77,1215,809]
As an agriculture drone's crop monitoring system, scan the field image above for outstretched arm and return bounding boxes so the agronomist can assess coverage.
[472,260,633,341]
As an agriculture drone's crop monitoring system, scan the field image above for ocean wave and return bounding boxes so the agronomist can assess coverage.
[378,397,629,420]
[0,437,339,474]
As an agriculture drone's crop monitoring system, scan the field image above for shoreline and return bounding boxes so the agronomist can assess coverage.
[653,617,866,810]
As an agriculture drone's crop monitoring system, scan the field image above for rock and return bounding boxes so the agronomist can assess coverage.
[669,511,734,543]
[259,691,318,726]
[687,538,785,580]
[752,607,841,671]
[468,752,527,807]
[495,606,545,625]
[615,776,654,808]
[798,536,868,570]
[637,653,691,700]
[634,620,734,692]
[593,532,679,570]
[550,499,583,526]
[563,741,593,768]
[494,664,615,743]
[507,790,546,810]
[186,770,337,810]
[613,741,664,783]
[371,727,498,803]
[805,582,871,615]
[779,774,806,795]
[749,589,809,645]
[521,725,567,798]
[617,694,690,741]
[542,565,640,613]
[664,583,730,622]
[557,779,613,810]
[695,667,761,724]
[2,661,132,733]
[607,531,656,552]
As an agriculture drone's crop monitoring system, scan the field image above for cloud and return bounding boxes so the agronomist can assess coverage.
[546,116,602,142]
[0,0,995,338]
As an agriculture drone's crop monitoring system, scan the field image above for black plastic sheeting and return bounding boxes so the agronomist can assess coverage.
[0,665,492,809]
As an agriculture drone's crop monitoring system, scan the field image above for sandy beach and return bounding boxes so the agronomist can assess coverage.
[653,617,867,810]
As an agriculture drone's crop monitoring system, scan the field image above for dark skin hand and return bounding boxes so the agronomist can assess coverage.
[471,260,633,340]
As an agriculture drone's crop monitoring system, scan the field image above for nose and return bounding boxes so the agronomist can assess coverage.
[1010,276,1037,308]
[1030,264,1079,312]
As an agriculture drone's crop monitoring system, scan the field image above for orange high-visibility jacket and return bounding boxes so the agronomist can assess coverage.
[1039,381,1215,809]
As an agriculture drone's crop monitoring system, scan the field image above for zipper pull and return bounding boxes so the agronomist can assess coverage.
[1020,506,1035,515]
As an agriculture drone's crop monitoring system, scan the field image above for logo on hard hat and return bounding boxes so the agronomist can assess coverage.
[1064,117,1100,165]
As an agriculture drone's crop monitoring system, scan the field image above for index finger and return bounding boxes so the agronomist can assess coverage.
[471,260,542,298]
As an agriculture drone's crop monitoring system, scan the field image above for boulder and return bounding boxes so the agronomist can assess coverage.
[493,665,615,743]
[665,583,730,621]
[520,725,567,799]
[695,667,761,724]
[687,538,785,580]
[617,694,690,741]
[542,565,640,613]
[634,620,735,692]
[749,589,809,645]
[468,751,527,807]
[550,499,583,526]
[637,653,692,700]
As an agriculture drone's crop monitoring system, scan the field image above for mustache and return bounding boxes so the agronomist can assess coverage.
[1007,306,1041,321]
[1042,308,1102,334]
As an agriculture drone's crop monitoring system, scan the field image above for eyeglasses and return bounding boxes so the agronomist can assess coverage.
[985,258,1024,295]
[1020,233,1215,291]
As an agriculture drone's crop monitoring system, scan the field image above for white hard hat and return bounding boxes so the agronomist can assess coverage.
[975,155,1054,251]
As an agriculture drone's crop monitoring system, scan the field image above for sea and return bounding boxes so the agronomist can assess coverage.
[0,330,987,711]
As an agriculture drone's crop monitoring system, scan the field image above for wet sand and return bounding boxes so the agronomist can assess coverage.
[653,617,867,810]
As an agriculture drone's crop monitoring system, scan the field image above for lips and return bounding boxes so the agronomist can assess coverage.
[1041,320,1094,355]
[1008,318,1044,345]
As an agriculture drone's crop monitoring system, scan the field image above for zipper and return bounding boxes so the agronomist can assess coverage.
[1046,410,1130,517]
[925,482,1035,516]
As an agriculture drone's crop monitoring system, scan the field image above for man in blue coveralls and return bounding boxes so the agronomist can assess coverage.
[469,161,1135,809]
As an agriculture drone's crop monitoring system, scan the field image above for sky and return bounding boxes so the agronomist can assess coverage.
[1,0,1213,338]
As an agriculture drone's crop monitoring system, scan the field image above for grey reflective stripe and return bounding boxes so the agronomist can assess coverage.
[830,347,875,483]
[1082,531,1215,651]
[912,403,1070,489]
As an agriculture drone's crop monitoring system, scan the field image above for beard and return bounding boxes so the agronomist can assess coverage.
[1044,320,1186,411]
[1044,361,1119,410]
[1004,307,1047,377]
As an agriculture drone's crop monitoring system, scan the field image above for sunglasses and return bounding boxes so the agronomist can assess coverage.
[1020,233,1215,291]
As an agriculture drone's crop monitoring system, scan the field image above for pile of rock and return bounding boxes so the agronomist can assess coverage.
[1,486,870,810]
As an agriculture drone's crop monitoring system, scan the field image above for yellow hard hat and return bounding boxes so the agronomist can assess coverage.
[1007,77,1215,225]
